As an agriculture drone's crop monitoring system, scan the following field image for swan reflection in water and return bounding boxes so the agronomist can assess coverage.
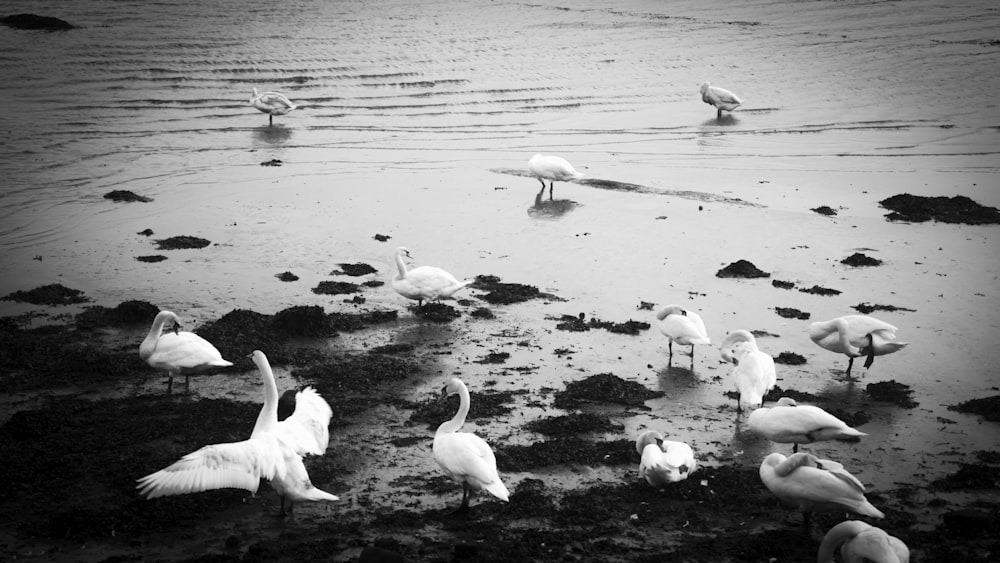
[527,190,579,219]
[254,124,293,144]
[702,114,739,127]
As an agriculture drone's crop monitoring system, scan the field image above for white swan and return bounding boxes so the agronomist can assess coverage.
[433,378,509,513]
[137,350,339,515]
[818,520,910,563]
[528,154,585,198]
[749,397,867,453]
[139,310,233,393]
[808,315,908,377]
[655,305,710,365]
[635,430,697,487]
[760,452,884,529]
[391,246,472,310]
[720,329,776,412]
[700,82,742,117]
[249,87,297,126]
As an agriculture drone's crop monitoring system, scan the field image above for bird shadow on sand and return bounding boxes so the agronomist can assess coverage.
[253,124,294,144]
[703,114,740,127]
[527,191,579,219]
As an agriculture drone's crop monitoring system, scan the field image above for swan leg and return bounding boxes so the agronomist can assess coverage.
[793,443,799,453]
[269,114,273,126]
[548,182,554,199]
[845,356,855,377]
[668,341,673,363]
[166,373,174,395]
[717,108,723,118]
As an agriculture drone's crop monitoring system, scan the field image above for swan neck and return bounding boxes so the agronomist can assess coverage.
[140,312,169,359]
[251,359,280,437]
[395,249,408,279]
[438,384,470,434]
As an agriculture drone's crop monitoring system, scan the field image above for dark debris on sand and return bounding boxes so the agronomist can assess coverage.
[853,302,916,314]
[763,385,821,404]
[716,259,770,279]
[771,279,795,289]
[103,189,152,203]
[75,300,160,329]
[866,380,919,409]
[495,438,634,471]
[332,263,378,276]
[553,373,664,409]
[774,351,806,365]
[415,302,461,322]
[552,313,651,335]
[312,280,362,295]
[408,389,519,429]
[1,283,90,306]
[811,205,837,216]
[275,271,299,281]
[798,285,841,296]
[525,412,624,437]
[774,306,810,320]
[470,274,560,304]
[880,193,1000,224]
[136,254,167,263]
[842,252,883,267]
[154,235,211,250]
[949,395,1000,422]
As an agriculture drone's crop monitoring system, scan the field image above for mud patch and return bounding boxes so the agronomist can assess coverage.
[716,259,770,279]
[1,283,89,306]
[154,235,211,250]
[866,380,918,408]
[880,193,1000,224]
[948,395,1000,422]
[103,189,152,203]
[842,252,883,267]
[553,373,664,409]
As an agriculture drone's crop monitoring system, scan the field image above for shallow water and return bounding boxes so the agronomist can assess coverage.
[1,1,999,560]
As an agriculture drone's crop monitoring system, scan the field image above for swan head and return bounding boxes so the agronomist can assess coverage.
[397,246,412,259]
[249,350,269,369]
[439,377,465,400]
[655,304,685,321]
[250,87,259,102]
[699,82,710,94]
[635,430,665,455]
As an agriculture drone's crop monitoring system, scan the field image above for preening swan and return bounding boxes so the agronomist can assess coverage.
[818,520,910,563]
[139,310,233,394]
[749,397,866,453]
[249,87,297,126]
[392,246,472,310]
[528,154,585,199]
[656,305,710,365]
[700,82,742,117]
[808,315,908,377]
[759,452,884,529]
[635,430,697,487]
[433,378,509,513]
[136,350,339,516]
[720,329,776,412]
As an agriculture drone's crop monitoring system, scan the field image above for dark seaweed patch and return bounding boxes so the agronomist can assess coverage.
[416,302,461,322]
[312,281,361,295]
[1,14,74,30]
[552,313,650,335]
[333,263,377,276]
[716,259,770,279]
[272,305,336,337]
[474,351,510,364]
[774,307,810,320]
[763,386,821,403]
[866,380,918,408]
[409,389,517,428]
[2,284,89,306]
[774,351,806,365]
[553,373,664,409]
[136,255,167,263]
[137,228,153,236]
[798,285,841,296]
[103,190,152,203]
[949,395,1000,422]
[811,206,837,216]
[852,302,916,314]
[470,307,495,319]
[154,236,211,250]
[75,300,160,329]
[880,193,1000,224]
[494,438,634,471]
[931,464,1000,490]
[275,271,299,282]
[524,413,623,437]
[469,274,559,304]
[842,252,883,267]
[772,279,795,289]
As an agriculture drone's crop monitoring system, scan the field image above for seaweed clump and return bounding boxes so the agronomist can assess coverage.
[275,271,299,282]
[774,351,806,365]
[852,303,915,314]
[312,281,361,295]
[470,275,558,304]
[880,193,1000,224]
[525,413,624,437]
[2,284,89,306]
[136,255,167,263]
[716,260,770,279]
[842,253,883,267]
[948,395,1000,422]
[798,285,841,296]
[154,236,211,250]
[553,373,663,409]
[495,438,634,471]
[104,190,152,203]
[811,206,837,216]
[332,263,377,276]
[552,313,650,335]
[775,307,810,320]
[866,380,918,409]
[415,302,461,322]
[76,300,160,329]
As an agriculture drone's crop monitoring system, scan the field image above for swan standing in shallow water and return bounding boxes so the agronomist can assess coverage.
[391,246,471,310]
[808,315,908,377]
[656,305,710,365]
[433,378,509,514]
[139,310,233,394]
[759,452,884,529]
[720,329,776,412]
[249,87,297,126]
[749,397,866,453]
[137,351,339,515]
[635,430,697,487]
[818,520,910,563]
[528,154,585,199]
[700,82,742,117]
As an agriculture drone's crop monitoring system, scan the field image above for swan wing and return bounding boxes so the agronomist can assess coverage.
[275,387,333,456]
[399,266,467,298]
[136,436,285,499]
[148,332,230,370]
[434,433,505,493]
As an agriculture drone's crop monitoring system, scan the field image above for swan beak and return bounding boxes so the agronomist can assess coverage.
[172,323,181,334]
[679,464,689,474]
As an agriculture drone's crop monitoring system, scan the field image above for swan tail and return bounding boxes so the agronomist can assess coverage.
[484,479,510,502]
[303,487,339,502]
[854,499,885,519]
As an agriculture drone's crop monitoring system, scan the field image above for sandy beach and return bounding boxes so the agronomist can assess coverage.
[2,0,999,561]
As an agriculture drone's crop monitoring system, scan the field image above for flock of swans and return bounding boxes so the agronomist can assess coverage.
[137,85,912,559]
